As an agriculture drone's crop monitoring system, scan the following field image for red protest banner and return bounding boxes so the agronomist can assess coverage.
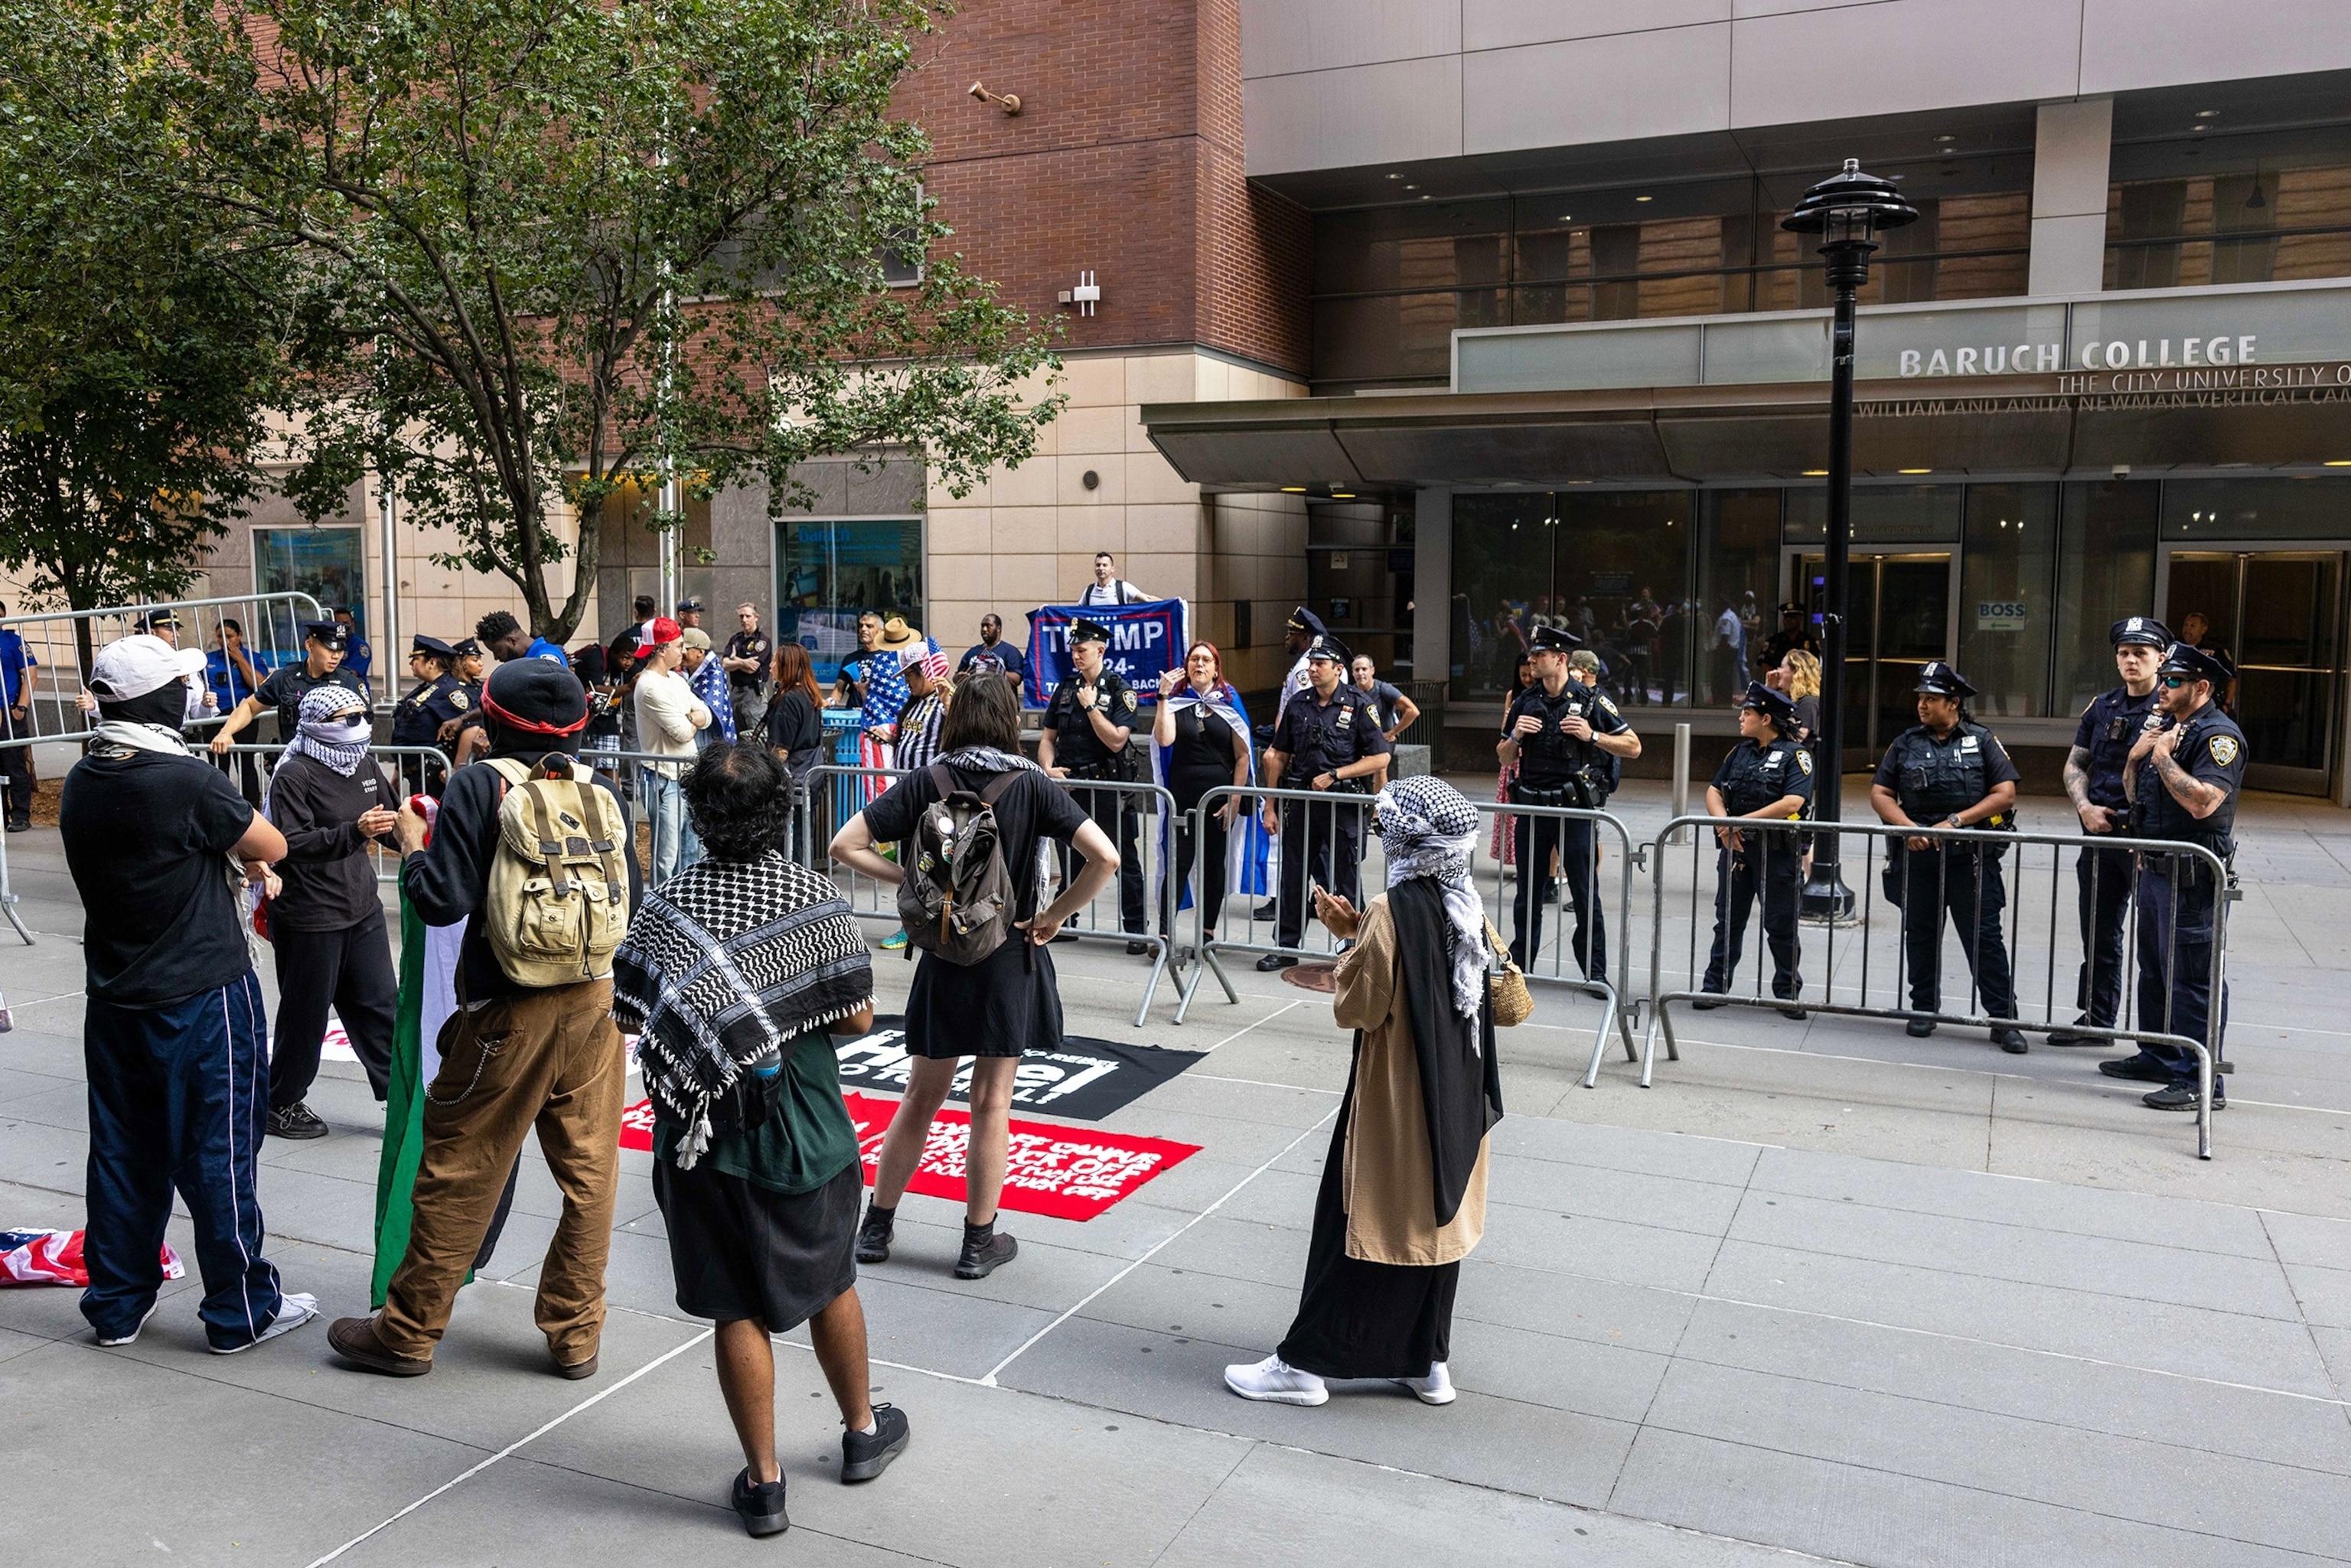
[619,1097,657,1152]
[840,1093,1200,1221]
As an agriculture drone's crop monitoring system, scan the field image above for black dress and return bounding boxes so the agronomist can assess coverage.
[862,764,1090,1059]
[1166,703,1239,936]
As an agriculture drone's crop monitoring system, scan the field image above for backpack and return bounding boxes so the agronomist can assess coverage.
[479,756,632,987]
[895,764,1022,966]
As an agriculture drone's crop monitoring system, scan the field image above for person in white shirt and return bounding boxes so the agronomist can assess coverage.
[1077,552,1149,607]
[632,618,711,881]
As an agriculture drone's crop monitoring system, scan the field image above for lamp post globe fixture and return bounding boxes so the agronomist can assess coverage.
[1781,159,1918,921]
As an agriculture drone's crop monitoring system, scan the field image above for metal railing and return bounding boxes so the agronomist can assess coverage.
[1475,797,1644,1085]
[1643,814,2232,1159]
[0,592,331,749]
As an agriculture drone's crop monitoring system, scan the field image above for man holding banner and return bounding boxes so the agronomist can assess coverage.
[1039,619,1149,952]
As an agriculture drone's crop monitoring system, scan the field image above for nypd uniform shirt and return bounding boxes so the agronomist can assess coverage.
[256,664,369,742]
[2133,705,2248,849]
[1272,683,1391,783]
[724,628,774,693]
[392,673,470,749]
[1502,680,1629,787]
[1712,732,1815,818]
[1873,722,2021,823]
[1045,667,1140,770]
[2073,685,2160,812]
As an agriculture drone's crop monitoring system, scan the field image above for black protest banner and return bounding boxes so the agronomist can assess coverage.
[833,1016,1205,1122]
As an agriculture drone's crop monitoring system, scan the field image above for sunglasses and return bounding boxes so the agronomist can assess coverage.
[2158,674,2192,689]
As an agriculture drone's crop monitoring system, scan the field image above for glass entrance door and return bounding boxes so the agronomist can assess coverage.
[2164,549,2344,794]
[1793,551,1955,768]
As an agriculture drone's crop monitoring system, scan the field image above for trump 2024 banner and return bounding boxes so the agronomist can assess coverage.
[1024,598,1189,706]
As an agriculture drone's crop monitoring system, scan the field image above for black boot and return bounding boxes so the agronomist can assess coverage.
[954,1218,1018,1280]
[854,1201,895,1265]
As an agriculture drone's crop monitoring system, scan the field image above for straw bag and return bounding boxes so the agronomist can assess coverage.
[1482,919,1533,1028]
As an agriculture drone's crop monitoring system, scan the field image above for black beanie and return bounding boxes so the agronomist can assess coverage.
[482,658,588,739]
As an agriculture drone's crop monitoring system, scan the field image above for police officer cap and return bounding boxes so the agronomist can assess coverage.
[1778,600,1806,616]
[1286,606,1326,637]
[305,619,349,651]
[452,637,481,658]
[1740,680,1799,730]
[1069,618,1111,645]
[137,608,181,632]
[1528,624,1581,654]
[2109,615,2172,650]
[410,634,457,660]
[1305,634,1348,664]
[2158,641,2231,686]
[1912,660,1976,699]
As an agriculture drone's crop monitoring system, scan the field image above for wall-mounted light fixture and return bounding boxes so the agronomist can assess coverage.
[1058,271,1101,316]
[967,80,1021,116]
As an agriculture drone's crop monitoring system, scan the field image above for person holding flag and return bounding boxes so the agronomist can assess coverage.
[1153,641,1253,950]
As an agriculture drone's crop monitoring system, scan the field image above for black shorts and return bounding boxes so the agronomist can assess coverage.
[651,1158,861,1330]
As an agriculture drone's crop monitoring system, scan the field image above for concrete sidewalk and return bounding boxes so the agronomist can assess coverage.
[5,785,2351,1566]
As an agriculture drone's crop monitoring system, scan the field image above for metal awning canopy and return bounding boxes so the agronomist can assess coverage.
[1141,363,2351,491]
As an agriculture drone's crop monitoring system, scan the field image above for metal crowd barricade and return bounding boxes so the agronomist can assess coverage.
[799,761,1182,1028]
[1174,783,1369,1025]
[1474,797,1644,1086]
[1643,814,2232,1159]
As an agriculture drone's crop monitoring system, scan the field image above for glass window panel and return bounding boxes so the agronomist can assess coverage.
[1695,490,1781,709]
[254,526,364,649]
[1784,485,1962,546]
[1314,290,1505,384]
[2055,481,2159,715]
[1958,484,2058,719]
[1448,493,1557,701]
[1554,490,1692,709]
[2163,478,2351,540]
[774,519,922,685]
[1312,200,1514,295]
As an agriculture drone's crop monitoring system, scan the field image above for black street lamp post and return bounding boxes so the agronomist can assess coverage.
[1782,159,1918,921]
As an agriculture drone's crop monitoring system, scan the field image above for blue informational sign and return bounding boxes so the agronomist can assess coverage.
[1025,599,1189,706]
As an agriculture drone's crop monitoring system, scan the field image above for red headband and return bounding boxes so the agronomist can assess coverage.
[481,688,588,737]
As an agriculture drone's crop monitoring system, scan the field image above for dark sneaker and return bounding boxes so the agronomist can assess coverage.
[1691,990,1726,1011]
[1126,940,1151,957]
[1255,953,1296,972]
[328,1314,432,1377]
[1906,1017,1937,1038]
[268,1102,328,1139]
[854,1202,895,1265]
[4,818,27,833]
[1253,901,1278,922]
[1993,1028,2028,1055]
[2098,1055,2170,1083]
[954,1225,1017,1280]
[2144,1084,2222,1112]
[2046,1016,2106,1045]
[732,1467,790,1537]
[840,1403,910,1483]
[1778,1004,1810,1022]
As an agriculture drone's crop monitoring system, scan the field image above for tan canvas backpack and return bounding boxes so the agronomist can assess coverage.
[480,756,631,986]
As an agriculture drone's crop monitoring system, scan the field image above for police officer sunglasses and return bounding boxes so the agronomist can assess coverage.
[2157,675,2193,689]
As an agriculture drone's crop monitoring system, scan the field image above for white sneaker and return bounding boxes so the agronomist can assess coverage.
[95,1300,160,1348]
[1392,1361,1456,1406]
[1224,1354,1328,1406]
[211,1292,318,1354]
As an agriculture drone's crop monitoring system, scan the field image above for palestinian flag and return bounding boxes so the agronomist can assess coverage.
[370,887,466,1306]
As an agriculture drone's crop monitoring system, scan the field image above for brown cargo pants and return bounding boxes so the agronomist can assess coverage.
[377,979,624,1365]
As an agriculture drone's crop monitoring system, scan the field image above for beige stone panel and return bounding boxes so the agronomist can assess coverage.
[1128,553,1198,601]
[990,456,1058,510]
[926,506,991,557]
[1126,502,1208,557]
[1057,454,1127,507]
[1124,450,1201,507]
[929,599,988,649]
[1057,354,1127,409]
[1054,404,1128,456]
[1056,507,1125,557]
[992,507,1061,554]
[991,553,1058,607]
[1123,350,1197,406]
[1190,356,1231,403]
[928,471,987,510]
[1123,404,1162,455]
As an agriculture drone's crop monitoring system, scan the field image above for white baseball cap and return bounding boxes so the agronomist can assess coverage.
[88,634,209,701]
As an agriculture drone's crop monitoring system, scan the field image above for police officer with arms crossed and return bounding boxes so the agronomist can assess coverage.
[1869,660,2028,1053]
[1697,682,1812,1019]
[2103,641,2245,1112]
[1498,625,1639,980]
[1257,635,1391,971]
[390,634,468,797]
[1039,618,1149,954]
[2052,617,2169,1045]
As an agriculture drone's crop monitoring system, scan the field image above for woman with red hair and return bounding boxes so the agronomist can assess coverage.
[1153,641,1253,944]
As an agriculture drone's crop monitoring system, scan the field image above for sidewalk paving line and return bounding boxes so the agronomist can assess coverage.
[1199,996,1307,1052]
[301,1325,716,1568]
[977,1105,1341,1388]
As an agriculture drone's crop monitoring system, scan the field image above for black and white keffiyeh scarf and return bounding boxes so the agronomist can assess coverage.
[286,683,372,777]
[936,744,1045,777]
[612,850,873,1168]
[1375,775,1486,1028]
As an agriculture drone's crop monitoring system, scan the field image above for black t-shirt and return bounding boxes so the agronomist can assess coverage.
[1166,705,1240,784]
[863,763,1088,923]
[60,750,257,1005]
[266,751,396,931]
[256,664,368,741]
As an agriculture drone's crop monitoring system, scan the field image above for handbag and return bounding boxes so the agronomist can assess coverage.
[1482,919,1534,1028]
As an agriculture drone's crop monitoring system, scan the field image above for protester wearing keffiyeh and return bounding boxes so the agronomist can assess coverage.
[287,683,373,777]
[1375,775,1486,1027]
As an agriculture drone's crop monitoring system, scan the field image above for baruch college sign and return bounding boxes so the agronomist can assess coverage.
[1452,279,2351,396]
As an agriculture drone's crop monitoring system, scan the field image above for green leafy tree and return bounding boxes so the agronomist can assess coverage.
[0,2,288,675]
[155,0,1058,641]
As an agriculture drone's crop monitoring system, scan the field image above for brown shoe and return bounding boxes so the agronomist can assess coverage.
[553,1351,598,1381]
[328,1315,432,1377]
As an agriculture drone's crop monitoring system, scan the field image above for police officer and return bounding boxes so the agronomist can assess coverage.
[1254,608,1334,923]
[1754,601,1820,676]
[209,620,367,757]
[1868,661,2027,1052]
[1498,625,1639,980]
[2102,642,2245,1112]
[1257,634,1391,970]
[1697,682,1811,1019]
[390,634,468,797]
[2052,617,2169,1045]
[1039,618,1148,951]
